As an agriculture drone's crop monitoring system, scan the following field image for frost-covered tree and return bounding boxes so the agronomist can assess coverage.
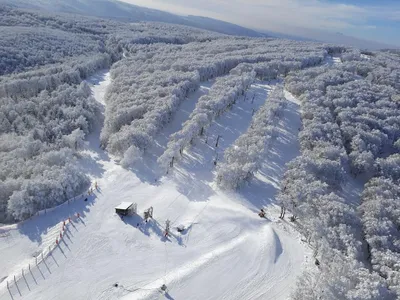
[293,253,395,300]
[103,38,328,160]
[361,177,400,297]
[280,53,400,297]
[216,86,287,189]
[0,83,100,222]
[159,71,255,171]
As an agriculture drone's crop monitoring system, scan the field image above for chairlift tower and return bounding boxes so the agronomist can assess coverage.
[165,219,171,236]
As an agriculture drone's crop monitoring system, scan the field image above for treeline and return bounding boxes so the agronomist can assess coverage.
[212,57,329,189]
[0,5,232,222]
[361,175,400,297]
[216,86,286,189]
[280,53,400,298]
[326,80,399,177]
[0,6,225,101]
[323,62,400,297]
[103,38,329,163]
[0,83,99,221]
[0,54,112,99]
[0,6,111,76]
[156,55,320,173]
[104,68,200,155]
[157,70,255,171]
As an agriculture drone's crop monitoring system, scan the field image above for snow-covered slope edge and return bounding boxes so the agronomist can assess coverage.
[0,71,312,300]
[0,0,265,37]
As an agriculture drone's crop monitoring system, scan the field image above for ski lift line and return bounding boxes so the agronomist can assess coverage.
[120,247,172,297]
[159,201,212,293]
[165,185,195,212]
[169,186,196,226]
[164,242,168,284]
[190,200,211,227]
[178,181,215,232]
[114,185,206,297]
[121,191,208,298]
[184,194,213,242]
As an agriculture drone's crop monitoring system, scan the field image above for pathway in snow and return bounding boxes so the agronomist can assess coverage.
[239,89,302,212]
[168,80,275,201]
[121,81,312,300]
[126,80,216,184]
[86,70,111,105]
[323,54,342,66]
[0,73,312,300]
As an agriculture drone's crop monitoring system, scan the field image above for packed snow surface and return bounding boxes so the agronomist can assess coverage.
[0,70,312,300]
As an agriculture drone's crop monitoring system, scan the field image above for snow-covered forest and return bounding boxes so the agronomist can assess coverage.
[0,6,223,222]
[1,3,400,299]
[216,86,287,189]
[280,51,400,298]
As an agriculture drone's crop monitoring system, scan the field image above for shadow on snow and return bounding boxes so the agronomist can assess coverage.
[119,213,186,246]
[127,81,215,186]
[170,81,274,203]
[239,98,302,212]
[16,193,96,243]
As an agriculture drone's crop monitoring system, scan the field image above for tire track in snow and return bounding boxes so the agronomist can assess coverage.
[218,225,285,300]
[124,222,288,300]
[126,227,257,299]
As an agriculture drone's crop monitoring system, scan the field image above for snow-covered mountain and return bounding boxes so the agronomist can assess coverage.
[0,0,265,37]
[258,28,399,50]
[4,0,396,49]
[1,4,400,300]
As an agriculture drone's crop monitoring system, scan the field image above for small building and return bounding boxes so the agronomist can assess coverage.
[115,202,136,216]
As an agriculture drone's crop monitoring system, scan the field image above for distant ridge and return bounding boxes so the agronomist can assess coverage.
[0,0,266,37]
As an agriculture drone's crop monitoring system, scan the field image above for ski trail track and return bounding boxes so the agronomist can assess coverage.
[239,89,302,213]
[0,72,312,300]
[126,80,215,184]
[169,80,275,203]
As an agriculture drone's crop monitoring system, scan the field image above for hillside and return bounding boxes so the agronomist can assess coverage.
[1,5,400,300]
[0,69,311,300]
[0,0,264,37]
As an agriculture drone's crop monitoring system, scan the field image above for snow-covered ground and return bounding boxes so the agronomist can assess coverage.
[323,54,342,66]
[360,53,371,60]
[0,71,313,300]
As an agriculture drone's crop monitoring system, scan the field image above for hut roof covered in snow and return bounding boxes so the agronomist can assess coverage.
[115,202,133,210]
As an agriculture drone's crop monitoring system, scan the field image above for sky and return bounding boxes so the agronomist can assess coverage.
[120,0,400,47]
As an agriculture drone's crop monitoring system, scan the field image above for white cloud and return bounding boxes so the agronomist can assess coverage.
[120,0,400,46]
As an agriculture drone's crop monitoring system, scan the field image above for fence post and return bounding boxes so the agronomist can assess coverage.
[36,257,38,266]
[13,274,21,296]
[215,135,221,148]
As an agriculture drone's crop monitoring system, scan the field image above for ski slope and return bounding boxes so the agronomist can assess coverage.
[0,71,313,300]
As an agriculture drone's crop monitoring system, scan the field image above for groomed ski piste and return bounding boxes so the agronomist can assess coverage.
[0,70,315,300]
